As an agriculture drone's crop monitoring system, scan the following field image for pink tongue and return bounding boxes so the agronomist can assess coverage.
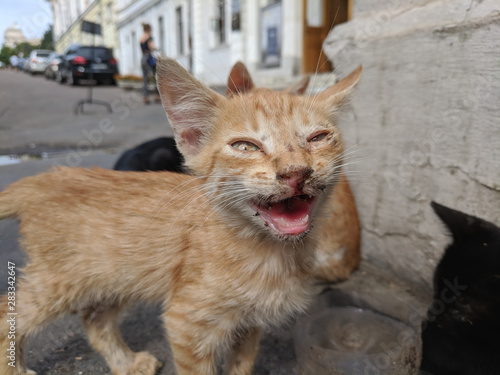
[256,197,312,235]
[270,198,310,221]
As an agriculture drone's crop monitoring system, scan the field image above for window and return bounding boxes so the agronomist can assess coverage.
[131,31,137,68]
[216,0,226,44]
[158,16,164,55]
[176,6,184,55]
[231,0,241,31]
[78,47,111,59]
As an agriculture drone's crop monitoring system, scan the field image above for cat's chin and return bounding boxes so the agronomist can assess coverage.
[249,195,317,239]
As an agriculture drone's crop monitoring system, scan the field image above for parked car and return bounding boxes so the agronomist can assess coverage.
[26,50,53,74]
[57,44,118,86]
[44,52,62,80]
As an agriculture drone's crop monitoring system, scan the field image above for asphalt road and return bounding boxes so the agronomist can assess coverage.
[0,70,301,374]
[0,69,172,156]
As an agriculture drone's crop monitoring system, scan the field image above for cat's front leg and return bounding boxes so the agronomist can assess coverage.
[223,327,261,375]
[81,304,161,375]
[164,302,220,375]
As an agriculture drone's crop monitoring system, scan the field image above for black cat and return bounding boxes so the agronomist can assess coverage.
[114,137,184,172]
[421,202,500,375]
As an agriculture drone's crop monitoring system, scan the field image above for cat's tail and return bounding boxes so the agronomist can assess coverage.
[0,190,18,220]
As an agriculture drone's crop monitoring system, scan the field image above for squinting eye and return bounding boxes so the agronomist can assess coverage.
[231,141,260,152]
[309,132,329,142]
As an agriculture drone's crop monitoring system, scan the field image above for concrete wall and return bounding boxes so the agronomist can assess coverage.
[323,0,500,289]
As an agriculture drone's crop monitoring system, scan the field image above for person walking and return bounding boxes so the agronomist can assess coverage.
[9,55,19,71]
[140,23,161,105]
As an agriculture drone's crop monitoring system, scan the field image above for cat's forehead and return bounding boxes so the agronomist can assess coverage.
[221,90,330,137]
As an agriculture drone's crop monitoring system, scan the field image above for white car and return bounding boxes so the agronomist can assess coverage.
[27,50,53,75]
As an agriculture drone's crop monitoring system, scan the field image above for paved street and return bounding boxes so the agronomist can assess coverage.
[0,69,172,156]
[0,70,301,374]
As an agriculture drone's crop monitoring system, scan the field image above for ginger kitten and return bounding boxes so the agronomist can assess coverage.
[114,62,361,283]
[225,62,361,283]
[0,57,361,375]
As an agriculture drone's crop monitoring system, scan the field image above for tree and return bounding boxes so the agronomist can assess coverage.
[39,25,54,50]
[14,42,35,57]
[0,46,14,67]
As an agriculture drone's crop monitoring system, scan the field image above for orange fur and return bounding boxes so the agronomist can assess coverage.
[225,62,360,283]
[0,58,361,375]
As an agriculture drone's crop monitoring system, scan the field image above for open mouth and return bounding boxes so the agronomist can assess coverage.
[249,194,317,236]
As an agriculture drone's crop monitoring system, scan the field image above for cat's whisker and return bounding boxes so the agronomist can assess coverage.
[143,177,244,230]
[143,176,216,227]
[307,4,341,100]
[204,196,251,223]
[167,182,254,229]
[200,192,254,227]
[305,56,352,117]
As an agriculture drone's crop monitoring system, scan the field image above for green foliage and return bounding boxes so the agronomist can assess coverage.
[39,25,54,50]
[0,46,14,66]
[15,42,36,57]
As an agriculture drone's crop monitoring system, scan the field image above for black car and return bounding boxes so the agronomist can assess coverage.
[57,44,118,85]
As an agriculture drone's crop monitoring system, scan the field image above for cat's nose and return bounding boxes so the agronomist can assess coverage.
[277,168,313,192]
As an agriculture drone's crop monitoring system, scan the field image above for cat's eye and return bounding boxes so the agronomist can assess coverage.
[308,132,329,143]
[231,141,260,152]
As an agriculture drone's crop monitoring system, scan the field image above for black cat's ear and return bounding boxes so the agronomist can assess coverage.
[431,201,497,240]
[156,57,226,158]
[226,62,254,97]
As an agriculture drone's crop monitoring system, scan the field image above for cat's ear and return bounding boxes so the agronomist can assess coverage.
[283,76,310,95]
[157,57,225,157]
[226,61,255,97]
[315,65,362,113]
[431,201,498,240]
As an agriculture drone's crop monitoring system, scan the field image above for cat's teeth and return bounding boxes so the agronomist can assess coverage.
[280,215,309,227]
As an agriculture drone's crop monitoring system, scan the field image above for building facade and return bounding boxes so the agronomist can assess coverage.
[4,23,27,48]
[115,0,191,78]
[116,0,351,85]
[49,0,351,83]
[47,0,119,57]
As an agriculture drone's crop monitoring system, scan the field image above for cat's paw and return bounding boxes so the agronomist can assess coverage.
[128,351,162,375]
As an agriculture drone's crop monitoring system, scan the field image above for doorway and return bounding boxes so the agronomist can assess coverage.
[302,0,351,74]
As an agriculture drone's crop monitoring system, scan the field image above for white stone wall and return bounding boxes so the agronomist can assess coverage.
[323,0,500,289]
[191,0,232,84]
